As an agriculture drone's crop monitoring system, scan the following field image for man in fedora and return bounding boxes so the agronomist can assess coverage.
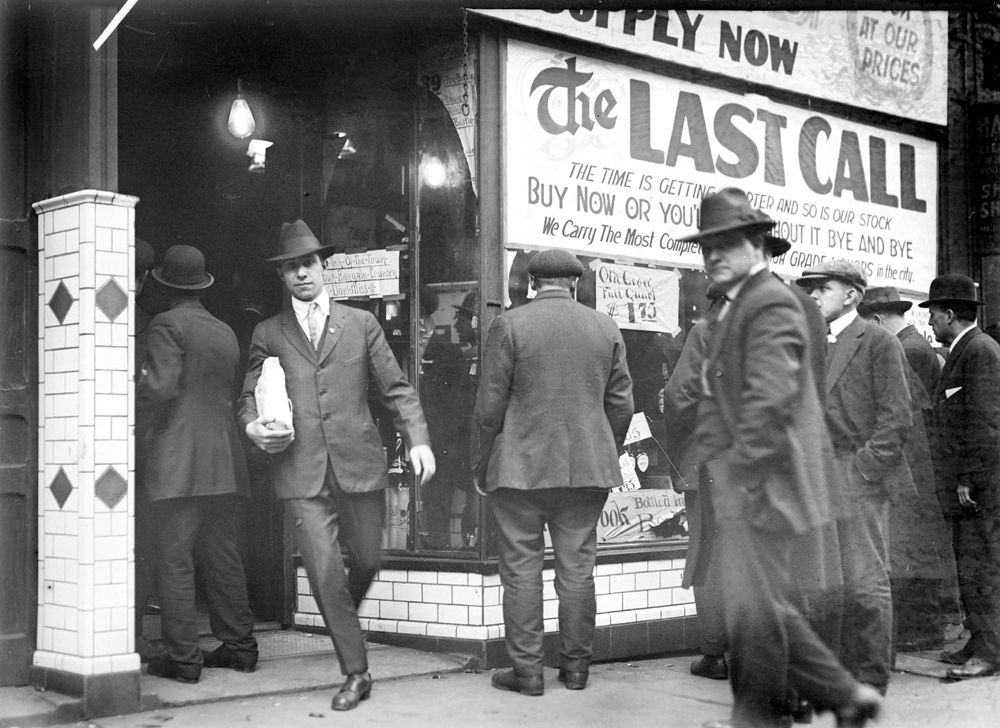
[920,274,1000,678]
[796,261,913,696]
[858,287,957,654]
[683,189,879,728]
[137,245,257,684]
[471,248,633,697]
[237,220,434,710]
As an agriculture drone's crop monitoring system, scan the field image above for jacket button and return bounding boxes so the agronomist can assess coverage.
[319,389,327,396]
[322,414,330,421]
[715,370,722,377]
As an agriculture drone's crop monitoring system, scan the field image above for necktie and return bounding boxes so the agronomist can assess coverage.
[826,326,836,364]
[308,302,321,349]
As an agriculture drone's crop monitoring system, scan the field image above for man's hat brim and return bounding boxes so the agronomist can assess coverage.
[917,297,986,308]
[266,245,336,263]
[680,219,776,243]
[858,300,912,315]
[150,267,214,290]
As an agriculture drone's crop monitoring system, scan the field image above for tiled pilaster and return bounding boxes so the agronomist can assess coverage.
[30,191,141,713]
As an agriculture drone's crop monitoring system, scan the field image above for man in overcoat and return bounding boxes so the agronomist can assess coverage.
[796,261,914,695]
[471,249,633,696]
[238,220,434,710]
[857,287,957,653]
[137,245,257,684]
[921,274,1000,679]
[682,189,880,728]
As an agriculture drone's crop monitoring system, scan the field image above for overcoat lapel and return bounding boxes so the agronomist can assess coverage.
[826,316,865,393]
[935,326,981,399]
[281,308,319,363]
[318,305,347,365]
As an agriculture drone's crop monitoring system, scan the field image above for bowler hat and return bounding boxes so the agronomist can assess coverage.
[151,245,214,290]
[795,259,867,294]
[135,238,156,274]
[857,286,912,316]
[266,219,334,263]
[918,274,984,308]
[527,249,585,278]
[763,234,791,257]
[680,188,775,242]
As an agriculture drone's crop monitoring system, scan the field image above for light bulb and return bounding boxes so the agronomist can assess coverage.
[423,156,447,188]
[228,97,256,139]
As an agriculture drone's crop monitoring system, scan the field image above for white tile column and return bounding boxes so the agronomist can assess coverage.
[30,190,141,717]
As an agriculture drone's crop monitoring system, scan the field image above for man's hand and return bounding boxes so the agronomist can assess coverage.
[409,444,436,486]
[246,416,295,453]
[957,484,977,508]
[472,472,488,497]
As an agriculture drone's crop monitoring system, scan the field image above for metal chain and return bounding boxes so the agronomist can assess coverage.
[461,8,471,117]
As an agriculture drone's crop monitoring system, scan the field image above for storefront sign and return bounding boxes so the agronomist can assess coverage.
[504,40,938,295]
[591,261,680,334]
[323,249,400,299]
[972,103,1000,254]
[476,9,946,125]
[597,490,687,544]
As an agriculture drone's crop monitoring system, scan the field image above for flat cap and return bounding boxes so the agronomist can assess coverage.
[795,259,867,293]
[527,249,585,278]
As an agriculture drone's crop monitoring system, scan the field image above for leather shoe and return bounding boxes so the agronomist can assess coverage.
[835,683,882,728]
[491,669,544,696]
[146,656,200,684]
[331,672,372,711]
[946,657,998,680]
[690,654,728,681]
[557,668,588,690]
[202,644,258,673]
[940,642,976,665]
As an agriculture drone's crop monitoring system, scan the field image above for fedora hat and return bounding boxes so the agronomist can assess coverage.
[857,286,912,316]
[151,245,214,290]
[918,274,984,308]
[266,219,334,263]
[680,187,775,242]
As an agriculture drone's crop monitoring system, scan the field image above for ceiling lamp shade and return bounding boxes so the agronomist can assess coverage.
[228,79,256,139]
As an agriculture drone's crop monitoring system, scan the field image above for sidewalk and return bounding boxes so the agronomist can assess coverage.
[0,633,472,728]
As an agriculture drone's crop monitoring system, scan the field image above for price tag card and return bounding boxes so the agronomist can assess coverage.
[623,412,652,446]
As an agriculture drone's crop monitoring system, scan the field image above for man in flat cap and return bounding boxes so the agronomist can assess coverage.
[681,190,878,728]
[921,274,1000,679]
[796,261,913,696]
[471,248,633,696]
[238,220,435,710]
[858,287,957,654]
[138,245,257,684]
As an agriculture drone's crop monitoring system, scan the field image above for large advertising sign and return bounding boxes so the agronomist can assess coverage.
[476,8,947,126]
[504,40,938,295]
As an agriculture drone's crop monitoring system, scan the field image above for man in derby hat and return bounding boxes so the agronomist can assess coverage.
[681,189,880,728]
[471,248,633,696]
[858,287,958,654]
[796,260,914,697]
[238,220,434,710]
[920,274,1000,679]
[137,245,257,683]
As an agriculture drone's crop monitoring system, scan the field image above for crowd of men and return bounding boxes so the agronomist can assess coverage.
[131,188,1000,727]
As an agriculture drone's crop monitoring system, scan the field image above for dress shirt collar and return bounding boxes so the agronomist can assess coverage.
[950,323,976,354]
[828,308,858,339]
[291,286,330,322]
[720,261,768,303]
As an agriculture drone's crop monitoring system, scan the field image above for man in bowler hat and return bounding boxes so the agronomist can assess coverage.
[238,220,434,710]
[471,248,633,696]
[683,189,880,728]
[796,261,914,695]
[857,287,957,653]
[921,274,1000,679]
[138,245,257,683]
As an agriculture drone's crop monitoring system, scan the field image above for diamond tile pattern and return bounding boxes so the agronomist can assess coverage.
[95,278,128,322]
[50,467,74,509]
[95,466,127,510]
[48,281,74,324]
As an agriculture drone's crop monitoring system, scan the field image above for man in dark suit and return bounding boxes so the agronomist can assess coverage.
[857,287,957,653]
[471,249,633,697]
[921,274,1000,679]
[238,220,434,710]
[796,262,914,695]
[137,245,257,684]
[682,189,880,728]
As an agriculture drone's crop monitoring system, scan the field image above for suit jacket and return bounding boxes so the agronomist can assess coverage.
[825,315,914,504]
[238,301,429,499]
[899,324,940,404]
[693,270,834,539]
[137,298,249,502]
[470,288,633,492]
[931,327,1000,518]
